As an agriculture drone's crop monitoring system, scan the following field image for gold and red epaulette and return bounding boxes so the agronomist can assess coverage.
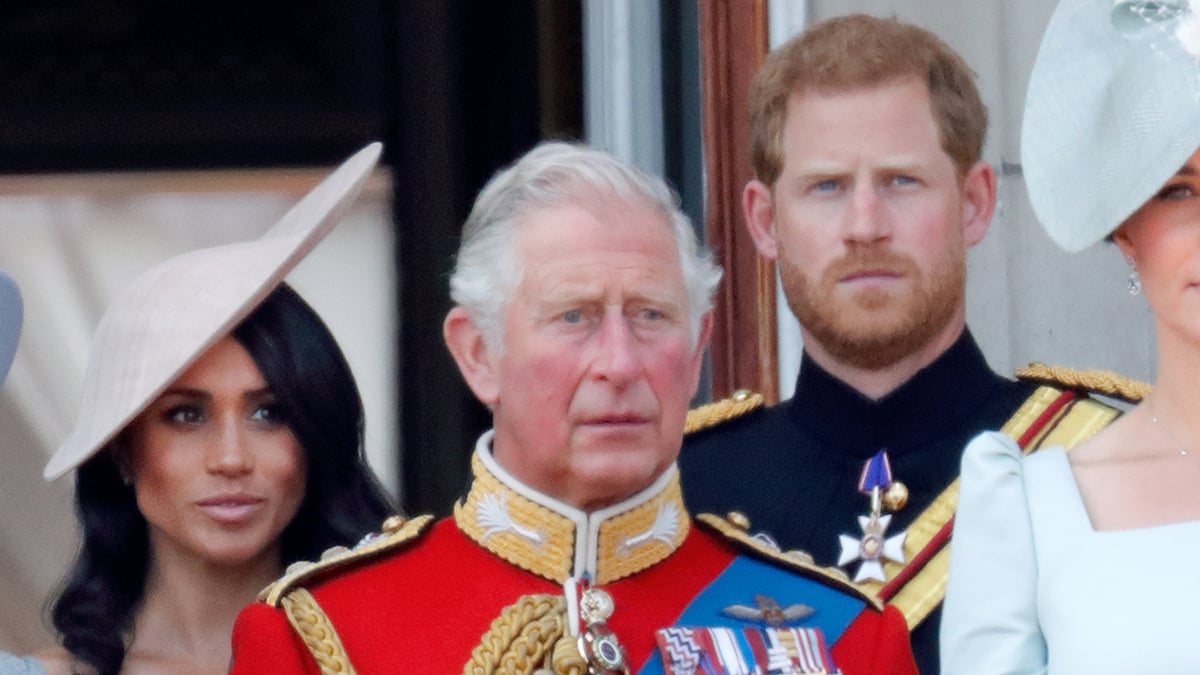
[257,515,434,675]
[260,514,435,608]
[873,364,1147,629]
[1017,362,1150,404]
[684,389,765,434]
[696,511,882,611]
[1004,362,1148,452]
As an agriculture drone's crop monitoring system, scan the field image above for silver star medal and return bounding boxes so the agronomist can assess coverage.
[838,450,906,583]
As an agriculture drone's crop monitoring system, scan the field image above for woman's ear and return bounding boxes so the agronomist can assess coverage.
[443,307,501,406]
[109,436,136,487]
[1111,224,1137,262]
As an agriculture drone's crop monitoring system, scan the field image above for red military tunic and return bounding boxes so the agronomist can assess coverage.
[231,435,917,674]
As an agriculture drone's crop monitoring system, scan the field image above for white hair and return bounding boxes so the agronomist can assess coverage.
[448,141,723,351]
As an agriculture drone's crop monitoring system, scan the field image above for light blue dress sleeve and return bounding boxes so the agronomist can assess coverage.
[0,652,46,675]
[940,431,1047,675]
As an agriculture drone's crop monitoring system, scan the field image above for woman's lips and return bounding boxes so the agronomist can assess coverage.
[196,495,264,524]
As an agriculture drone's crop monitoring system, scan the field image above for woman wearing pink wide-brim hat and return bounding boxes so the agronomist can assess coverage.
[1,143,397,675]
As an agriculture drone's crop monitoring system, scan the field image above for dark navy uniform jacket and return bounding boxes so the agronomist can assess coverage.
[679,329,1036,674]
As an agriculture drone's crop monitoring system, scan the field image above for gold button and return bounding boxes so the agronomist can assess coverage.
[381,514,406,533]
[824,566,851,583]
[883,481,909,512]
[726,511,751,529]
[785,550,814,565]
[320,545,350,561]
[285,560,314,576]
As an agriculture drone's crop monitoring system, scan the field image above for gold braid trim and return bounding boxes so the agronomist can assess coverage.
[462,594,587,675]
[1017,362,1151,403]
[550,635,589,675]
[455,455,577,583]
[685,390,765,434]
[594,476,689,584]
[262,514,435,606]
[280,588,357,675]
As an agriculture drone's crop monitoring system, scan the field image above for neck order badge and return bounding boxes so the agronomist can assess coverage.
[838,450,907,583]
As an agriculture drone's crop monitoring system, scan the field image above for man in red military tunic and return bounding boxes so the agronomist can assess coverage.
[229,142,916,674]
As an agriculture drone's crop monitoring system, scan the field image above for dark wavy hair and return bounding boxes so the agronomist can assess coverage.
[50,283,395,675]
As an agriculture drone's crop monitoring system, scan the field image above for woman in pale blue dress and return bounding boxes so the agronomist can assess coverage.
[0,655,43,675]
[942,1,1200,673]
[0,274,41,675]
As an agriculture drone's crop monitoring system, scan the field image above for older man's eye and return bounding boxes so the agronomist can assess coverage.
[562,309,584,324]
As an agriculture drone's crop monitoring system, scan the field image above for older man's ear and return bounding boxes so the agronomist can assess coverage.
[443,306,501,406]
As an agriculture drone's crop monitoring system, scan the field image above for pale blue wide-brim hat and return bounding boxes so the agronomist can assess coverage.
[0,271,22,387]
[43,142,382,480]
[1023,0,1200,252]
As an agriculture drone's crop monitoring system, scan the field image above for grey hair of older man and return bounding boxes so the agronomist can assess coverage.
[448,141,723,351]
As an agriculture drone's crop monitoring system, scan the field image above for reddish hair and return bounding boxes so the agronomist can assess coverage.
[749,14,987,185]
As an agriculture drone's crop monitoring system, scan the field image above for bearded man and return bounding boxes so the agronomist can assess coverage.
[679,14,1120,674]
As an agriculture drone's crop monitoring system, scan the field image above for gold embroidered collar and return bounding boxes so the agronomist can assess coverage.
[454,431,690,585]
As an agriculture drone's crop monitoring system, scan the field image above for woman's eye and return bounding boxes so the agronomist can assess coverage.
[252,403,287,424]
[1156,183,1198,201]
[166,406,203,424]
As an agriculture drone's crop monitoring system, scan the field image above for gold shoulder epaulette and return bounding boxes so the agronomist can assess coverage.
[260,514,435,607]
[685,389,765,434]
[1017,362,1151,404]
[695,512,882,611]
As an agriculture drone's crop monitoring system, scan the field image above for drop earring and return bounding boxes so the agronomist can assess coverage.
[1126,256,1141,296]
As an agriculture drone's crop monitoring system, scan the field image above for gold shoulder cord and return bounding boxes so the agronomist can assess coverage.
[462,594,587,675]
[1017,362,1150,403]
[281,588,357,675]
[262,515,434,607]
[261,515,434,673]
[684,390,764,434]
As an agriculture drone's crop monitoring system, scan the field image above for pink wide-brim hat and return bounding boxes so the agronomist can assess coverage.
[0,271,22,388]
[44,142,382,480]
